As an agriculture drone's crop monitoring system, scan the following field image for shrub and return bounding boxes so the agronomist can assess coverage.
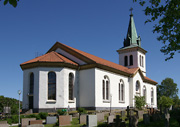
[38,112,48,119]
[57,109,67,115]
[27,114,41,120]
[77,107,87,114]
[134,96,146,110]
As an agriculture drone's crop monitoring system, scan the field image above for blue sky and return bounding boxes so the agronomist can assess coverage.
[0,0,179,101]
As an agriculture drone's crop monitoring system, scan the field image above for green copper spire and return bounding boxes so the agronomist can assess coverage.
[123,10,141,47]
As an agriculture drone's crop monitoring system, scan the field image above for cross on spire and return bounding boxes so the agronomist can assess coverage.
[130,7,133,15]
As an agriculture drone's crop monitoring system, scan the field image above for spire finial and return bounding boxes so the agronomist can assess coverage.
[130,7,133,16]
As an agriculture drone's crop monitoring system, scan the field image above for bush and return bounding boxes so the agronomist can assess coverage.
[134,96,146,110]
[77,107,87,114]
[57,109,67,115]
[27,114,41,120]
[38,112,48,119]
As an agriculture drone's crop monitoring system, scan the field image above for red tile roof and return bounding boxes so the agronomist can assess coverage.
[21,42,157,85]
[20,51,78,66]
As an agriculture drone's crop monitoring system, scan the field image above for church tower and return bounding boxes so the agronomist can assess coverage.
[117,11,147,76]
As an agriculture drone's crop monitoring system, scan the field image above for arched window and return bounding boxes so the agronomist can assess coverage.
[103,80,105,100]
[136,81,140,94]
[29,73,34,94]
[151,88,154,105]
[143,86,146,102]
[119,79,125,102]
[69,73,74,100]
[102,76,109,100]
[124,56,128,66]
[130,55,133,66]
[142,56,144,67]
[48,72,56,100]
[140,55,141,66]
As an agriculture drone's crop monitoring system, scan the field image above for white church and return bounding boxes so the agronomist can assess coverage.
[20,13,157,113]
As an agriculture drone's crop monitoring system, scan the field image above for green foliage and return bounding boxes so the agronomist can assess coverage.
[159,96,174,108]
[134,0,180,60]
[26,114,41,120]
[1,0,19,7]
[0,96,21,115]
[57,109,67,115]
[38,112,48,119]
[157,78,179,107]
[77,107,87,114]
[134,96,146,110]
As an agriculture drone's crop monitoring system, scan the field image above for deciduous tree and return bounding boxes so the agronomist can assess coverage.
[134,0,180,60]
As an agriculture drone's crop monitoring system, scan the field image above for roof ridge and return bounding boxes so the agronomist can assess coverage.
[52,51,66,63]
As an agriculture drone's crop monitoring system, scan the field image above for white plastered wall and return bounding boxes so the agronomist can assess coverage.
[22,68,40,109]
[23,67,77,110]
[119,50,138,69]
[79,68,95,107]
[95,68,130,109]
[137,51,146,76]
[130,71,157,108]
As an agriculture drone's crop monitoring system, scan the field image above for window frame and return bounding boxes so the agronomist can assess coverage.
[48,71,56,101]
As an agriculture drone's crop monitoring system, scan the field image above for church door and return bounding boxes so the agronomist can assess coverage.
[29,96,33,109]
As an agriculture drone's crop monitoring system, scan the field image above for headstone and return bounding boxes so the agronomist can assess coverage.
[129,115,138,127]
[143,114,150,124]
[95,113,104,122]
[130,110,134,116]
[120,121,126,127]
[0,121,8,127]
[114,115,122,127]
[59,115,71,126]
[86,115,97,127]
[149,108,154,115]
[164,108,170,127]
[79,114,87,124]
[107,115,115,124]
[0,121,7,124]
[137,111,144,119]
[21,118,36,127]
[29,120,43,125]
[46,116,57,124]
[121,111,125,118]
[70,115,72,121]
[0,124,8,127]
[72,113,79,117]
[126,106,130,117]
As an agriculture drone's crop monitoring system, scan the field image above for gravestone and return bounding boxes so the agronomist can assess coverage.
[143,114,150,124]
[70,115,72,121]
[114,115,122,127]
[86,115,97,127]
[95,113,104,122]
[46,116,57,124]
[107,115,115,124]
[149,108,154,115]
[29,120,43,125]
[121,111,125,118]
[72,113,79,117]
[127,106,130,117]
[137,111,144,119]
[0,121,8,127]
[79,114,87,124]
[21,118,36,127]
[164,108,170,127]
[59,115,71,126]
[129,115,138,127]
[130,110,134,116]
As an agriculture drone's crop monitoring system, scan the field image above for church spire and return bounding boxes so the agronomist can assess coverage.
[123,8,141,47]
